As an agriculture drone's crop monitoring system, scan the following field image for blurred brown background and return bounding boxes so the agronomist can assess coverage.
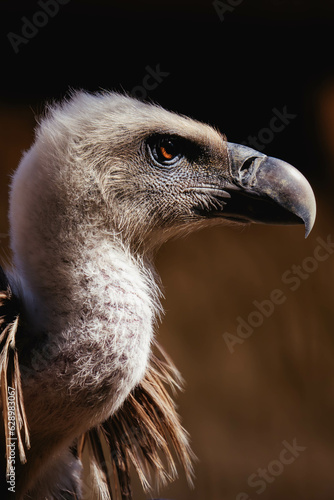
[1,1,334,499]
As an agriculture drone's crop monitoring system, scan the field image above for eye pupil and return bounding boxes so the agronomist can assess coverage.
[148,136,182,166]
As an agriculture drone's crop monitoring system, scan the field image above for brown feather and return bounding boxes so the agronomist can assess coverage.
[0,285,30,477]
[82,341,195,500]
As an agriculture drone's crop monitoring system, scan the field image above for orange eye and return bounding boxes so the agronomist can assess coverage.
[160,146,173,160]
[148,135,183,166]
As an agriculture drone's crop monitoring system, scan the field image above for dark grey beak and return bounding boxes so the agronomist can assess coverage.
[224,143,316,237]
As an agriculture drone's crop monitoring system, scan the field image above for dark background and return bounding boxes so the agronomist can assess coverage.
[1,1,334,499]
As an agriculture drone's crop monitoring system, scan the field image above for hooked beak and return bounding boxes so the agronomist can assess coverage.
[222,143,316,237]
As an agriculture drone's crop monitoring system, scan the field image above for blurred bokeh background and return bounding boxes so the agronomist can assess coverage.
[1,1,334,499]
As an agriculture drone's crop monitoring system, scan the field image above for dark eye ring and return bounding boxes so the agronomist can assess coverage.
[147,136,182,166]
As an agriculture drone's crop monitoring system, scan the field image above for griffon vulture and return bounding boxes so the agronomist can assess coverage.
[0,91,316,499]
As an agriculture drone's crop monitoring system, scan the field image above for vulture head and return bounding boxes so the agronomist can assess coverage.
[11,92,315,260]
[1,91,316,500]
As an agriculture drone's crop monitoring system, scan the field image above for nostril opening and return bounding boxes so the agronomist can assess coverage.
[240,157,256,172]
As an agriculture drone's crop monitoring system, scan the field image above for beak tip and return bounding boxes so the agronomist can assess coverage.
[293,173,317,239]
[303,202,316,238]
[256,156,317,237]
[225,143,317,236]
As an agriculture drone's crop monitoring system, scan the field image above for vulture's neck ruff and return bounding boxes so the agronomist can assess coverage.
[0,91,315,499]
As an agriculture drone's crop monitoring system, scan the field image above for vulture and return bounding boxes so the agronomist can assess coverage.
[0,91,316,500]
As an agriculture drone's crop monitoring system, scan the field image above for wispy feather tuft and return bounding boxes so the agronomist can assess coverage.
[81,341,195,500]
[0,270,30,476]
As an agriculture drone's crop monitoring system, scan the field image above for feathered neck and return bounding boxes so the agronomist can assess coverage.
[9,143,163,424]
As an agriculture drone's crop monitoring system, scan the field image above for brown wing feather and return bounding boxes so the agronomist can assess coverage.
[82,342,195,500]
[0,267,31,477]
